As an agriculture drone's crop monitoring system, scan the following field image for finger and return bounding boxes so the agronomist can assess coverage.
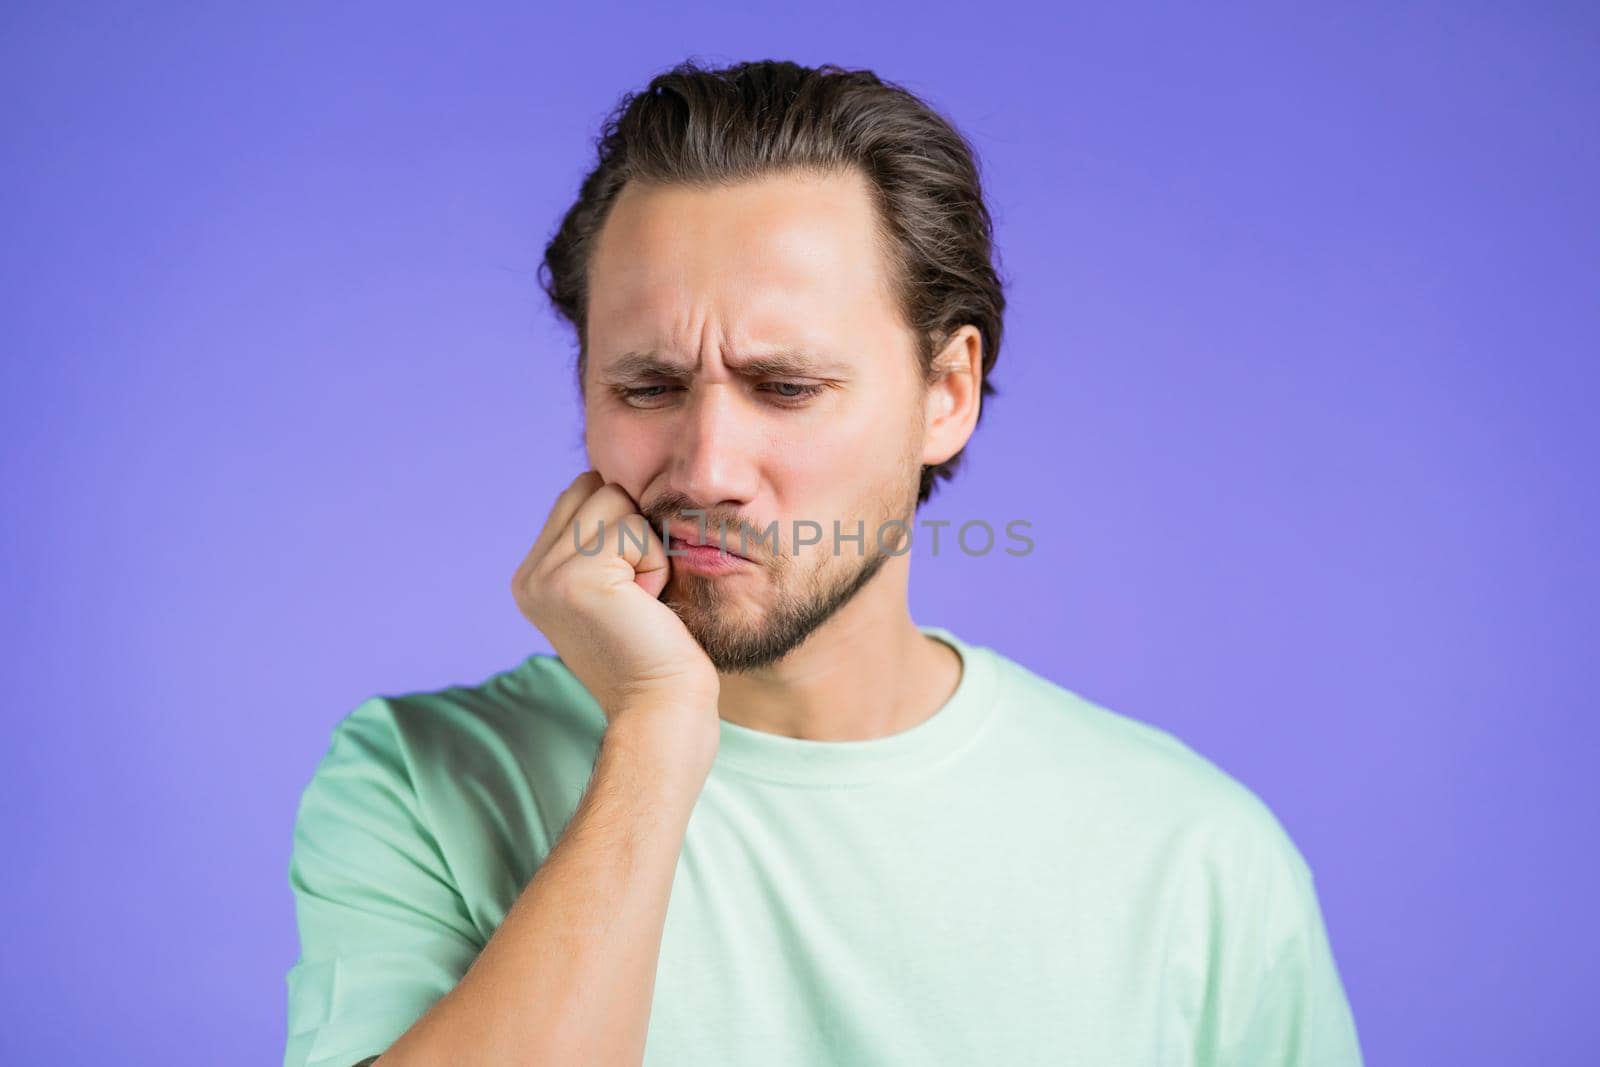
[515,470,604,583]
[532,470,605,558]
[620,511,671,599]
[557,481,657,573]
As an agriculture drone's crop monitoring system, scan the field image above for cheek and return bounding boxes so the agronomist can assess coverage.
[768,404,908,512]
[584,411,659,494]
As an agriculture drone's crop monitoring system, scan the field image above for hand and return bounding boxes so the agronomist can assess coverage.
[511,471,721,751]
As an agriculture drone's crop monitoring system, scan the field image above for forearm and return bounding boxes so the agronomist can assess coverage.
[375,712,713,1066]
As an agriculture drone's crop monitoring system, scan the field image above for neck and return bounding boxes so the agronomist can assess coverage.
[714,555,963,741]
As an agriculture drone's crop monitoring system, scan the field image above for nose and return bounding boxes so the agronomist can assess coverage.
[666,381,759,508]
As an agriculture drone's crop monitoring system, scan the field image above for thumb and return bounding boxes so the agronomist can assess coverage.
[635,556,670,599]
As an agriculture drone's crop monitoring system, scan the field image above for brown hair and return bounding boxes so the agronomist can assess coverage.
[539,57,1008,506]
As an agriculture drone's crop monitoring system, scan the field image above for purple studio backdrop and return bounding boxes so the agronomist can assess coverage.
[3,3,1596,1064]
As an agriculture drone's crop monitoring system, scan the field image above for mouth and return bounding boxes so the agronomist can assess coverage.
[665,523,754,573]
[665,523,750,556]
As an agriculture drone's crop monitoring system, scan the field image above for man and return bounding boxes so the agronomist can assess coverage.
[285,58,1364,1067]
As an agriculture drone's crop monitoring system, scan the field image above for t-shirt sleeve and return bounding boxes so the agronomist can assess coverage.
[283,697,484,1067]
[1217,813,1366,1067]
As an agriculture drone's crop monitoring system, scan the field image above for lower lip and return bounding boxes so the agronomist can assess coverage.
[669,537,751,575]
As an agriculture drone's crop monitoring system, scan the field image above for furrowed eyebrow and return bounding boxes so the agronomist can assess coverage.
[599,348,848,382]
[735,352,845,377]
[600,352,690,383]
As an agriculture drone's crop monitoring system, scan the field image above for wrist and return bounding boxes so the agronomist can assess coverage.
[601,706,720,787]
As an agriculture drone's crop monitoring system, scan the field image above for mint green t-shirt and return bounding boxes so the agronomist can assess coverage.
[284,626,1363,1067]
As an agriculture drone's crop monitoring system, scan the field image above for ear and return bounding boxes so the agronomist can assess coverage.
[920,324,984,467]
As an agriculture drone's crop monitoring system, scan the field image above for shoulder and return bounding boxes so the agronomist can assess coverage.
[355,652,599,748]
[290,653,610,916]
[299,654,607,812]
[981,644,1308,875]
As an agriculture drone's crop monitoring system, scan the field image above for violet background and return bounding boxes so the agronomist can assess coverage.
[3,3,1595,1063]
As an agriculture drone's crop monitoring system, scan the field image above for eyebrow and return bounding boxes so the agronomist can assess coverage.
[599,348,850,382]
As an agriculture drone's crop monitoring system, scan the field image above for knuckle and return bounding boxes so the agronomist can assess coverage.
[543,562,584,602]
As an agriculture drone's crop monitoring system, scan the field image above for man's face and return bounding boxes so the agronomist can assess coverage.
[582,168,926,673]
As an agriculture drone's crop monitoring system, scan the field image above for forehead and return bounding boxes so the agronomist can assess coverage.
[585,168,906,362]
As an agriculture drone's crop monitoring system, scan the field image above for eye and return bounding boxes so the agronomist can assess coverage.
[615,381,826,408]
[760,382,826,404]
[616,384,681,406]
